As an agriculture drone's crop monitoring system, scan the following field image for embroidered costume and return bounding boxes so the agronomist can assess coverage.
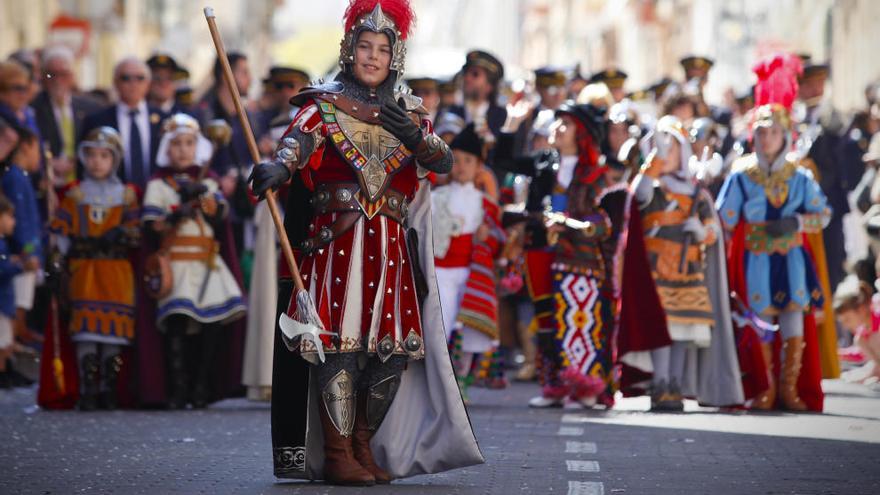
[252,0,482,486]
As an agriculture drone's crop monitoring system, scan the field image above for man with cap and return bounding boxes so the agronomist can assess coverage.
[446,50,507,142]
[796,55,864,293]
[256,66,311,154]
[147,54,186,115]
[406,77,441,122]
[679,55,735,157]
[589,68,628,103]
[510,66,568,155]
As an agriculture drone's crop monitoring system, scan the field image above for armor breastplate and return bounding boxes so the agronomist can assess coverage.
[315,99,414,209]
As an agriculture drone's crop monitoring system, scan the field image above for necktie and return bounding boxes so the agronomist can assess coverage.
[59,108,74,159]
[129,108,145,186]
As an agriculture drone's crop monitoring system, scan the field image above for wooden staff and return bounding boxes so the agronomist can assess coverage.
[204,7,305,292]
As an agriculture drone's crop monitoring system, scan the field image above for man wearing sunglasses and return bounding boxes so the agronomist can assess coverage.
[81,57,166,190]
[256,66,310,155]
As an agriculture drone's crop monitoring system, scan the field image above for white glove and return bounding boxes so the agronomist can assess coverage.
[682,217,707,242]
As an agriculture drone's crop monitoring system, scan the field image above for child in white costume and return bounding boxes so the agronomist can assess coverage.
[142,113,245,408]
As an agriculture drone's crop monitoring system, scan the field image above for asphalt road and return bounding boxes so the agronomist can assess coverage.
[1,378,878,494]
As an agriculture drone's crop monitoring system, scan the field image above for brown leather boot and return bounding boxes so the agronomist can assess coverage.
[352,393,393,484]
[515,321,537,382]
[752,342,776,410]
[780,336,807,411]
[319,370,374,486]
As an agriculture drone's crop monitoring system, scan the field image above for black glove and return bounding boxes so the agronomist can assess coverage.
[100,226,127,246]
[248,160,291,198]
[178,182,208,202]
[168,203,196,225]
[764,216,799,237]
[379,98,423,151]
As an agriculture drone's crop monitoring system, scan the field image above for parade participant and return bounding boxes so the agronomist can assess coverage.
[589,68,628,103]
[49,127,140,410]
[249,0,482,485]
[142,113,246,409]
[604,100,640,183]
[0,195,39,389]
[629,115,743,410]
[717,53,831,412]
[513,102,621,408]
[432,124,505,401]
[1,127,42,349]
[833,276,880,384]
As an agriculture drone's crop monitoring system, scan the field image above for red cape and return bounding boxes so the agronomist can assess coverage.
[616,201,671,396]
[727,222,824,412]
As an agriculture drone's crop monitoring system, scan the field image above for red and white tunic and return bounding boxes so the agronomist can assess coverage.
[281,97,427,363]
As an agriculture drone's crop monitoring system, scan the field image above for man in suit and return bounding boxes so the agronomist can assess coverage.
[80,57,165,190]
[31,46,101,185]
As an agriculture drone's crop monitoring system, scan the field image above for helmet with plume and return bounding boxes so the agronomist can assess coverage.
[751,53,803,131]
[339,0,415,81]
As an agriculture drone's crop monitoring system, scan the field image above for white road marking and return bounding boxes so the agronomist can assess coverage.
[557,426,585,436]
[566,460,600,472]
[565,441,597,454]
[568,481,604,495]
[561,413,589,423]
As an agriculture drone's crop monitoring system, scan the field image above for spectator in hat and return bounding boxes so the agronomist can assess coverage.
[407,77,441,122]
[446,50,508,141]
[256,66,310,155]
[147,53,193,117]
[589,68,628,103]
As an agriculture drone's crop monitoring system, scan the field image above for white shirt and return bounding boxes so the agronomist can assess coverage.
[444,181,485,234]
[557,155,578,189]
[116,101,151,182]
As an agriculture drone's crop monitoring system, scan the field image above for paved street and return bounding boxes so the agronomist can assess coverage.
[1,378,879,495]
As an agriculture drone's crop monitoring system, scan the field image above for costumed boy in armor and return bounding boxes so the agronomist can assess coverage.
[630,116,743,411]
[50,127,140,410]
[432,124,505,401]
[142,113,246,409]
[250,0,483,486]
[717,54,831,412]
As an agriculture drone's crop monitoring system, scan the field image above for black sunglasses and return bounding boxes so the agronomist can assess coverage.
[119,74,147,82]
[274,82,297,90]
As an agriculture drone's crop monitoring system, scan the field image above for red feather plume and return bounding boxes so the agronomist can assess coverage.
[752,53,803,111]
[343,0,416,40]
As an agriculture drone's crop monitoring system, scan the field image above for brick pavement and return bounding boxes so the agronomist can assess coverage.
[0,379,878,494]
